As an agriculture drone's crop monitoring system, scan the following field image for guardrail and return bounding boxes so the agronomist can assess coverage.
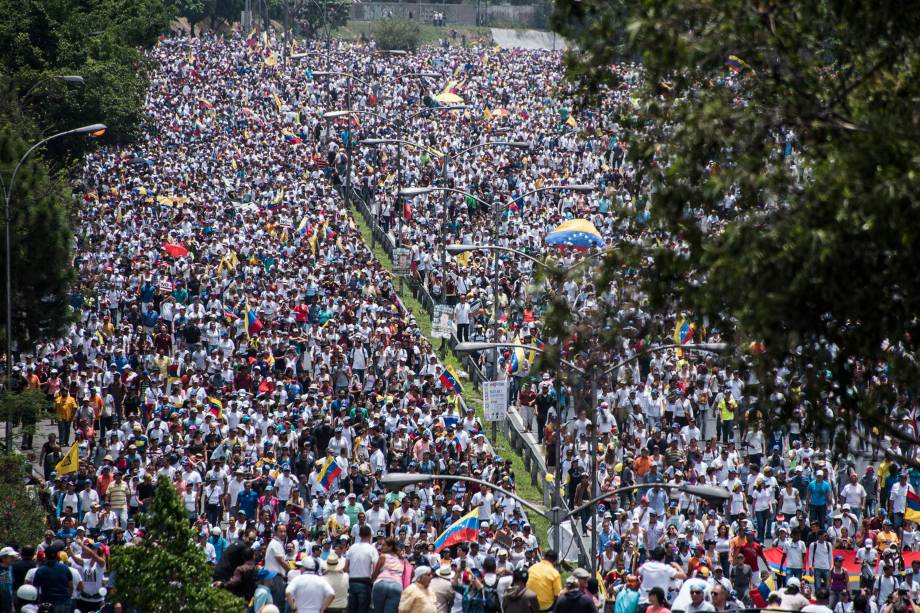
[347,186,559,503]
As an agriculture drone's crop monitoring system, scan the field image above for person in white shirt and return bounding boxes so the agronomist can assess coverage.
[808,531,834,593]
[637,546,687,603]
[287,557,335,613]
[777,528,807,582]
[889,472,913,530]
[264,524,289,578]
[345,525,379,613]
[453,296,471,342]
[840,473,866,518]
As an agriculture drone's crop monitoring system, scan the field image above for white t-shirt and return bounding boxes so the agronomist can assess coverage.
[345,542,379,579]
[780,538,806,569]
[265,536,289,575]
[286,573,335,613]
[638,560,678,602]
[841,483,866,508]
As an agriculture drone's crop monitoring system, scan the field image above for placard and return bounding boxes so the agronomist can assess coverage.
[431,305,454,339]
[483,380,509,422]
[392,248,411,275]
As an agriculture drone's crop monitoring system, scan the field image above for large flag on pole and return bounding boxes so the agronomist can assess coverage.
[434,508,480,552]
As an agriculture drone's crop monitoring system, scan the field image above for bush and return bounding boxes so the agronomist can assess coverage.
[373,17,421,52]
[0,453,47,549]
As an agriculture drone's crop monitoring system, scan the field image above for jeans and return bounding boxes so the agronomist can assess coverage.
[112,508,128,529]
[810,504,828,529]
[813,568,829,593]
[372,580,403,613]
[58,419,72,445]
[755,509,771,542]
[348,579,372,613]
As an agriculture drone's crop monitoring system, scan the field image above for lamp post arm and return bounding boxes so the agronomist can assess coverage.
[559,482,730,523]
[6,128,82,211]
[455,342,584,375]
[368,138,443,160]
[600,343,726,377]
[403,474,550,518]
[448,141,528,161]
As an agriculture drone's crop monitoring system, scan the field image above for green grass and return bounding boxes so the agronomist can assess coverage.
[337,20,494,46]
[351,206,551,546]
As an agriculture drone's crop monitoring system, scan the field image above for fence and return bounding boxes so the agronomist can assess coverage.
[349,2,542,28]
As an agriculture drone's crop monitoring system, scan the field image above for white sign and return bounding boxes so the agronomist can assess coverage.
[431,305,454,339]
[392,248,411,275]
[483,380,509,422]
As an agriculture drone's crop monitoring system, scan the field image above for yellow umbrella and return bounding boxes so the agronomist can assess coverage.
[433,92,464,104]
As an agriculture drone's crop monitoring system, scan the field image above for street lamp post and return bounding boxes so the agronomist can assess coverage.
[2,123,106,450]
[380,472,729,569]
[455,340,728,570]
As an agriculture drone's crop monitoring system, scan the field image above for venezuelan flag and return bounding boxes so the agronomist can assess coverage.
[245,28,258,47]
[507,336,526,375]
[295,216,311,239]
[208,397,223,418]
[527,338,544,365]
[198,98,214,110]
[434,507,480,552]
[673,317,695,345]
[439,366,464,394]
[267,188,284,210]
[317,456,342,491]
[907,490,920,523]
[223,308,239,323]
[245,306,263,337]
[283,131,301,144]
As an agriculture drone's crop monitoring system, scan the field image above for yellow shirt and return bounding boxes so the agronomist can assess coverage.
[527,560,562,611]
[398,582,437,613]
[54,395,77,421]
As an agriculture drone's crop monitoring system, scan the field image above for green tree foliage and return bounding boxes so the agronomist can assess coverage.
[110,477,245,613]
[0,453,47,548]
[373,17,421,52]
[0,125,76,352]
[294,0,351,40]
[550,1,920,448]
[0,390,52,439]
[0,0,174,141]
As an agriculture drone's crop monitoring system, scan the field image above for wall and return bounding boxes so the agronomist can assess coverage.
[349,2,540,28]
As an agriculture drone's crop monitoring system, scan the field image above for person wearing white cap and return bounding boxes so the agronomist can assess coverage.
[287,556,335,613]
[806,469,834,529]
[321,552,349,613]
[398,566,436,613]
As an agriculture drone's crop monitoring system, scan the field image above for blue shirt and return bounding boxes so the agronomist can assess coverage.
[238,489,259,518]
[33,562,73,605]
[807,479,832,506]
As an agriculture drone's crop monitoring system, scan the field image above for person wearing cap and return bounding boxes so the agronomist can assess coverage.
[0,546,20,612]
[287,556,335,613]
[889,471,914,531]
[397,566,436,613]
[253,568,277,612]
[806,469,834,530]
[32,541,72,612]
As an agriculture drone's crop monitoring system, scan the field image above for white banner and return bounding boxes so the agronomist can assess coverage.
[483,380,509,422]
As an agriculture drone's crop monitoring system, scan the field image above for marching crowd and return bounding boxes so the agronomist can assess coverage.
[1,27,918,613]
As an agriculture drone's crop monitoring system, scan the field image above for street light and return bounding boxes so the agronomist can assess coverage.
[380,473,729,567]
[2,122,106,450]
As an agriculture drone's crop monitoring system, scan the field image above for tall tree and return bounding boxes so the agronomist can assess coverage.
[110,477,245,613]
[0,0,173,141]
[0,453,47,549]
[0,124,76,352]
[550,1,920,450]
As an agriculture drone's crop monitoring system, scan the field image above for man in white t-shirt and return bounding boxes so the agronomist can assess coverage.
[840,473,867,518]
[287,557,335,613]
[345,525,379,613]
[637,546,687,603]
[264,524,289,577]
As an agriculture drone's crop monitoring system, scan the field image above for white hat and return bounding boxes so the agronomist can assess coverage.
[16,584,37,601]
[0,547,20,558]
[413,566,432,582]
[787,577,801,588]
[298,557,318,572]
[436,566,453,578]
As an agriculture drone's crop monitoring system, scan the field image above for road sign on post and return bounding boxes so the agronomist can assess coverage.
[483,380,508,422]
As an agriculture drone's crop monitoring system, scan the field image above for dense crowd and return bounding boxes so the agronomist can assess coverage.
[1,27,919,613]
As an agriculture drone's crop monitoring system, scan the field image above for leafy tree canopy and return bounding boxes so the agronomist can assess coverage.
[550,1,920,448]
[373,17,422,52]
[0,453,47,549]
[110,477,245,613]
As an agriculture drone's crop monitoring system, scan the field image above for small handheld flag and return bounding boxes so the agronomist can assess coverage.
[208,397,223,418]
[55,443,80,475]
[439,366,464,394]
[318,456,342,491]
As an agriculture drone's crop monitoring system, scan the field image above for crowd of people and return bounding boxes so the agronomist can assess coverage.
[1,26,918,613]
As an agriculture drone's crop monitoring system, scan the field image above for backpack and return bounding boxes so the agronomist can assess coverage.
[483,575,502,613]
